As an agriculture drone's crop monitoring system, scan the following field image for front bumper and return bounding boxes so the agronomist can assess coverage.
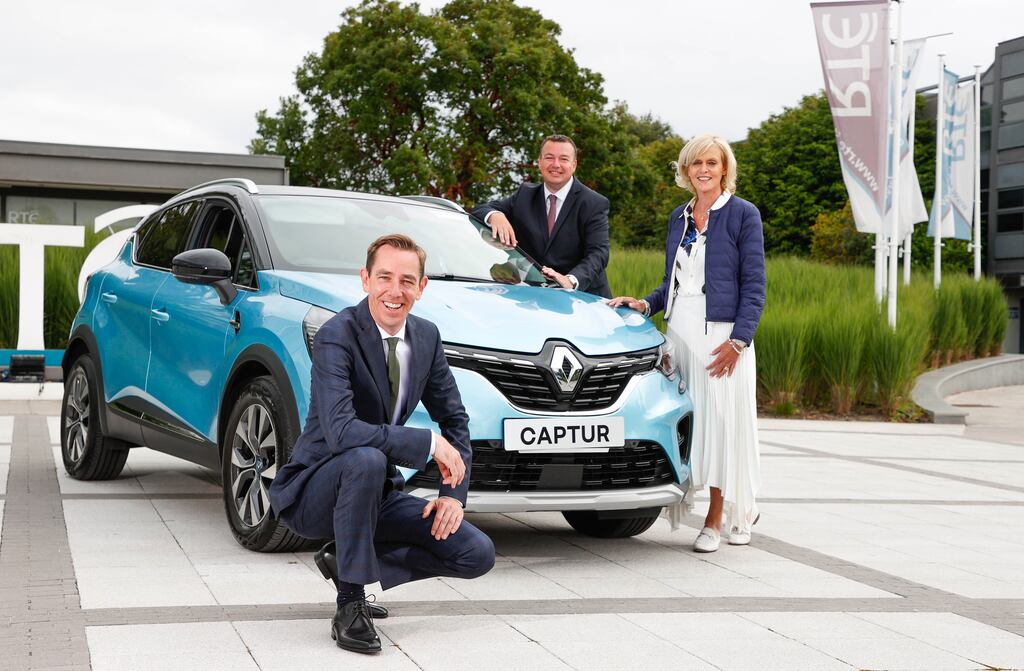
[407,482,686,513]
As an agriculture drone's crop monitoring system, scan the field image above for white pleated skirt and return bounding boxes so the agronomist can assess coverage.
[667,294,761,533]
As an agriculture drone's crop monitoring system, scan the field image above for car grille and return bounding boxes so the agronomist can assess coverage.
[407,439,675,492]
[444,341,658,411]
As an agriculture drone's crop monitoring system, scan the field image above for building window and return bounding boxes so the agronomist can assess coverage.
[999,122,1024,150]
[998,163,1024,189]
[997,212,1024,233]
[1004,75,1024,102]
[1003,51,1024,79]
[999,188,1024,209]
[1003,100,1024,125]
[6,196,74,225]
[3,195,144,227]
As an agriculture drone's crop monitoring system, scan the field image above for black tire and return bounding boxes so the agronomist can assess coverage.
[562,510,660,538]
[61,354,129,480]
[222,376,306,552]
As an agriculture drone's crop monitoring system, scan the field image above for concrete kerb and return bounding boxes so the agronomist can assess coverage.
[912,354,1024,424]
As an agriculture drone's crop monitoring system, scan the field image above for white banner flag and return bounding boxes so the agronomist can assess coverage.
[896,38,928,237]
[928,69,975,240]
[811,0,890,234]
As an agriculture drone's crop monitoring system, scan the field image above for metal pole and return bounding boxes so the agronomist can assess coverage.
[934,54,945,289]
[973,65,982,280]
[903,232,913,284]
[903,63,918,286]
[887,0,902,328]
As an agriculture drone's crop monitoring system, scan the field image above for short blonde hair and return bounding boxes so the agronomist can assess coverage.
[673,134,737,194]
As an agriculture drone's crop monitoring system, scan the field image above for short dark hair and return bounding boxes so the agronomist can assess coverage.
[539,134,578,159]
[365,233,427,278]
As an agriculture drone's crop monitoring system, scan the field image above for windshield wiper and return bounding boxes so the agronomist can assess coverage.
[426,273,490,283]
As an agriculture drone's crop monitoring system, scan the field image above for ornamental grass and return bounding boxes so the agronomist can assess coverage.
[608,250,1008,418]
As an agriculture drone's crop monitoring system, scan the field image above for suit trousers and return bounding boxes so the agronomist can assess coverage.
[280,447,495,589]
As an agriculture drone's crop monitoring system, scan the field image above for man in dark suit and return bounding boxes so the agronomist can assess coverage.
[471,134,612,298]
[269,234,495,655]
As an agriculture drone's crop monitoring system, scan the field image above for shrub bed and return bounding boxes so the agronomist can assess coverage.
[607,250,1009,418]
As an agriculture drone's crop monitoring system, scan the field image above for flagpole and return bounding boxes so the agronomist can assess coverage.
[887,0,902,328]
[903,59,918,286]
[973,64,982,281]
[903,231,912,284]
[934,53,945,289]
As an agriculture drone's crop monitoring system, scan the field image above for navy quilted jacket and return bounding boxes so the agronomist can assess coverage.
[642,194,766,345]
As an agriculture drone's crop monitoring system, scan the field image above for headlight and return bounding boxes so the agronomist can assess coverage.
[302,306,336,359]
[657,337,677,381]
[658,338,688,393]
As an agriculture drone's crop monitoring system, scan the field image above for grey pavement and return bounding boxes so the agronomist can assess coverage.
[0,386,1023,670]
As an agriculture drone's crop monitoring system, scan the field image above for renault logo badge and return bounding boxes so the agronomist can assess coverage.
[551,346,583,392]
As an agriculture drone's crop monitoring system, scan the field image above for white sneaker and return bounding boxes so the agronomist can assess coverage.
[728,513,759,546]
[693,527,720,552]
[728,528,751,545]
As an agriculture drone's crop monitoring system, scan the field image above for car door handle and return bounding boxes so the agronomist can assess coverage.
[150,308,170,322]
[101,292,118,304]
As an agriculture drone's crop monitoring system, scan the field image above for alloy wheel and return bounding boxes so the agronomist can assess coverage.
[64,368,90,463]
[229,403,278,527]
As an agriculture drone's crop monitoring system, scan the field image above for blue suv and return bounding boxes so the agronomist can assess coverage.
[61,179,693,551]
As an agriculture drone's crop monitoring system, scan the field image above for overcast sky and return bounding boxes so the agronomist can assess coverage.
[1,0,1021,155]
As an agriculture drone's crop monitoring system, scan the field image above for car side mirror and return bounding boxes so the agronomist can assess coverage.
[172,248,237,305]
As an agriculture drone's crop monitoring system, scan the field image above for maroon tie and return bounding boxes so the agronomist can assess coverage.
[546,194,558,236]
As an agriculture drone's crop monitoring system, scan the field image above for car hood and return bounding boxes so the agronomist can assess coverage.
[269,271,662,356]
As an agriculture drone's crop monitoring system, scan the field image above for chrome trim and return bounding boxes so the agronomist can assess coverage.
[400,194,465,212]
[458,368,656,416]
[407,483,685,513]
[179,178,259,197]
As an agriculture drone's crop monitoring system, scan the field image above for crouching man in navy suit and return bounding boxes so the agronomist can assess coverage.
[269,234,495,654]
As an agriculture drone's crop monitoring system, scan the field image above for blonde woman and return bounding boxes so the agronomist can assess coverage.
[609,134,766,552]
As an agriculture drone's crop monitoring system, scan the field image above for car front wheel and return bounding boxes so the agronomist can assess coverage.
[61,354,129,480]
[222,376,306,552]
[562,509,660,538]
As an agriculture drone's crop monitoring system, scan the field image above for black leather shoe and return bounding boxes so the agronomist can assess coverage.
[331,600,381,654]
[314,542,389,619]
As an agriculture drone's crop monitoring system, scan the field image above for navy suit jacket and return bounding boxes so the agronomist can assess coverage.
[269,298,472,517]
[472,179,612,298]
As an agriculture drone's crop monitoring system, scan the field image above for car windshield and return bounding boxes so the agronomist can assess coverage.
[255,194,548,285]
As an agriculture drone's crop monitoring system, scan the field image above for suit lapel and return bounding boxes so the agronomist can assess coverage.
[399,316,431,424]
[354,300,391,419]
[543,179,581,255]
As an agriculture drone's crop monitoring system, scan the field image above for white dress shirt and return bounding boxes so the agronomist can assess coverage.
[376,321,435,455]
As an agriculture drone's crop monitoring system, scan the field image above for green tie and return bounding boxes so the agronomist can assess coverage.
[386,336,401,421]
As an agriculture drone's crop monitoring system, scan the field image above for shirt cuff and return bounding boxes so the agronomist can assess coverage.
[484,211,495,225]
[566,274,579,289]
[429,432,436,457]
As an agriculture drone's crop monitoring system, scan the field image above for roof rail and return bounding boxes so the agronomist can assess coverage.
[400,194,465,213]
[179,178,259,197]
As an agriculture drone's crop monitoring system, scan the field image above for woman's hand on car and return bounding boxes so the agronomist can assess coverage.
[607,296,647,313]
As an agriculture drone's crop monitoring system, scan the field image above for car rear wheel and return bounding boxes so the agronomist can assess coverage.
[61,354,129,480]
[562,509,660,538]
[222,376,306,552]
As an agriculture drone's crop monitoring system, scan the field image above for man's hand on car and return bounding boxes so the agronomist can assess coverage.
[488,212,518,247]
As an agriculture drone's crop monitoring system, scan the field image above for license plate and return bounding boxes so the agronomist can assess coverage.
[503,417,624,452]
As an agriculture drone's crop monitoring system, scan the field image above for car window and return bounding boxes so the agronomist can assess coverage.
[190,202,257,289]
[135,200,201,269]
[254,195,546,285]
[235,239,256,288]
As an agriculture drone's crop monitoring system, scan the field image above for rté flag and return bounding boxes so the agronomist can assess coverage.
[811,0,890,235]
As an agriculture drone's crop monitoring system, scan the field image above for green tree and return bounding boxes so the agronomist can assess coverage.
[733,93,846,255]
[250,0,611,204]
